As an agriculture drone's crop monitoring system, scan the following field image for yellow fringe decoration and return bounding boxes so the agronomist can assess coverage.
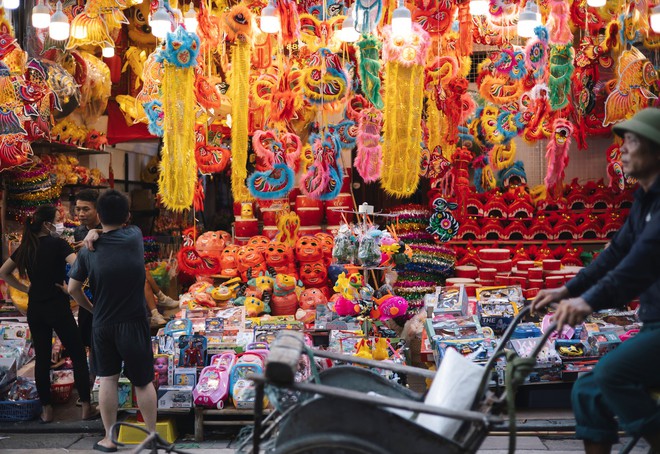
[381,62,426,197]
[230,41,253,202]
[158,64,197,212]
[66,13,114,49]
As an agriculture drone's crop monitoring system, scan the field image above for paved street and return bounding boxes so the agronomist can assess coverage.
[0,432,650,453]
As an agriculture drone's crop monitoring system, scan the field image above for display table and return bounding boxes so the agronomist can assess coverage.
[194,407,272,442]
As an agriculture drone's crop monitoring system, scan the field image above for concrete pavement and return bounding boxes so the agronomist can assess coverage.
[0,432,650,453]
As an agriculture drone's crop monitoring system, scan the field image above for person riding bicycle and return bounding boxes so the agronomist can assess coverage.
[531,108,660,454]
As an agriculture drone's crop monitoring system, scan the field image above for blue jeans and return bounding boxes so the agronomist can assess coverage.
[572,321,660,443]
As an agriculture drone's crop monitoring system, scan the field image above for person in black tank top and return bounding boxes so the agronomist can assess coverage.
[0,205,97,423]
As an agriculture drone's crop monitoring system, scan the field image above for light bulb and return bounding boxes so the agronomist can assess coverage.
[132,0,143,4]
[469,0,489,15]
[260,1,280,34]
[3,0,20,10]
[517,0,541,38]
[339,6,360,42]
[651,5,660,33]
[150,0,172,39]
[102,43,115,58]
[49,1,69,41]
[586,0,606,6]
[32,0,51,29]
[391,0,412,36]
[71,22,88,39]
[184,3,198,33]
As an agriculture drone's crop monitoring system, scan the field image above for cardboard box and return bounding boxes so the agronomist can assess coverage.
[173,367,197,388]
[118,377,133,408]
[157,385,193,409]
[588,332,621,356]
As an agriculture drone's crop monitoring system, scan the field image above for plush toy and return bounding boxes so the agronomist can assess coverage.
[333,295,361,316]
[372,338,389,360]
[271,274,299,316]
[354,339,373,360]
[332,272,363,301]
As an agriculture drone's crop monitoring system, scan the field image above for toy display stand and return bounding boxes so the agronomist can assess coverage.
[193,407,272,442]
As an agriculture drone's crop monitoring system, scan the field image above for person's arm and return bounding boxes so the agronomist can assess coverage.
[0,259,29,293]
[564,218,634,298]
[68,277,93,312]
[83,229,102,251]
[580,213,660,311]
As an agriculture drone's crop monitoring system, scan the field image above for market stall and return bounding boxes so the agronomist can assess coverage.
[0,0,654,442]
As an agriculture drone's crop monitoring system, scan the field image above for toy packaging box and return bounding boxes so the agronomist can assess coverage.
[158,385,193,409]
[174,367,197,388]
[588,332,621,356]
[0,357,17,391]
[118,377,133,408]
[153,354,174,387]
[0,322,31,341]
[476,286,523,335]
[430,285,469,316]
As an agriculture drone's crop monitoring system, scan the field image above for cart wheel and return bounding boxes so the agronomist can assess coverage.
[274,433,390,454]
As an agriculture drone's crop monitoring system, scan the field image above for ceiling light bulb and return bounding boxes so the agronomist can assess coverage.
[391,0,412,36]
[586,0,606,6]
[184,3,198,33]
[517,0,541,38]
[3,0,20,10]
[260,1,280,34]
[651,4,660,33]
[150,0,172,39]
[48,1,70,41]
[102,43,115,58]
[469,0,489,16]
[32,0,51,29]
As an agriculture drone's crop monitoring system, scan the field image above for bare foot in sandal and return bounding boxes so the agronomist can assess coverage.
[81,401,100,420]
[40,404,53,423]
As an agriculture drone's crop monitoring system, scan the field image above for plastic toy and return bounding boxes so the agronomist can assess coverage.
[193,366,231,409]
[153,354,171,387]
[230,352,267,409]
[164,319,193,340]
[372,338,389,360]
[237,245,267,282]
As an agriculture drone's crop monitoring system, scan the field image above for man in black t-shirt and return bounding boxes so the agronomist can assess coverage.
[69,190,156,453]
[72,189,101,389]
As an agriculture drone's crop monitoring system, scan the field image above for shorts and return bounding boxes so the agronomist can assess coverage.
[92,317,154,387]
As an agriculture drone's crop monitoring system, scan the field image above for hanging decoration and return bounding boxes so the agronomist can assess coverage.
[356,35,383,109]
[226,5,254,202]
[156,26,200,212]
[603,46,658,126]
[247,129,301,199]
[544,118,574,194]
[301,47,350,113]
[300,129,343,201]
[355,107,383,183]
[548,43,574,110]
[380,23,430,197]
[194,124,231,174]
[427,197,459,242]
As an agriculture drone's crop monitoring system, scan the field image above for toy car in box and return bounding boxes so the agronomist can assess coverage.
[476,286,523,335]
[588,332,621,356]
[158,385,193,409]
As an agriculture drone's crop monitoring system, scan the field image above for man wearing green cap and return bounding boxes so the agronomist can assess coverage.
[531,107,660,453]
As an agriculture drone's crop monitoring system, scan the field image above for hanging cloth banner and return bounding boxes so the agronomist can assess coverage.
[157,26,200,212]
[380,23,430,197]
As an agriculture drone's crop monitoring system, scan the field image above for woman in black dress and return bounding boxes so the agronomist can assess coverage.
[0,205,96,423]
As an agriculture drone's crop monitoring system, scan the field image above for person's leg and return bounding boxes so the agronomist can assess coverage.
[117,318,157,431]
[77,307,95,386]
[572,371,618,450]
[134,383,158,432]
[26,308,54,421]
[52,308,96,419]
[147,270,178,308]
[592,323,660,448]
[91,325,123,450]
[97,374,120,449]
